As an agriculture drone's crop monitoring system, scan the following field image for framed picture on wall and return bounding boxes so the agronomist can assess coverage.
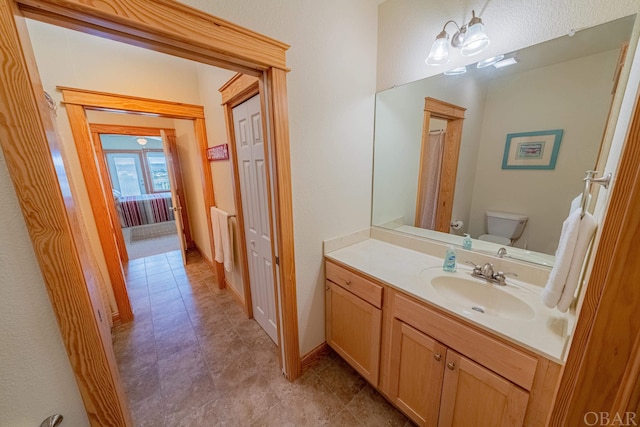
[502,129,563,170]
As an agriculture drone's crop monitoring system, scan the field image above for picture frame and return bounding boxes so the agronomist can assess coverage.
[501,129,563,170]
[206,143,230,161]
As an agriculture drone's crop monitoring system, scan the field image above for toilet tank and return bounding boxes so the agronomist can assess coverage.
[486,210,528,239]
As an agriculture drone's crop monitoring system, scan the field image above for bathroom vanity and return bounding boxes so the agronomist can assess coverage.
[324,233,573,426]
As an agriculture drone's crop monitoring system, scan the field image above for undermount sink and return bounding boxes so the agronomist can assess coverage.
[420,270,535,321]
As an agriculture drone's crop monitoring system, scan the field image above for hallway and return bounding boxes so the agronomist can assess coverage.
[113,250,411,426]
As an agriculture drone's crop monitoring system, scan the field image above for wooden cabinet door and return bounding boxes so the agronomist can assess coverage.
[325,280,382,384]
[387,319,446,426]
[438,350,529,427]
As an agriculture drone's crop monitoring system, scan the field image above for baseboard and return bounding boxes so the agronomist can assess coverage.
[111,312,121,326]
[301,342,332,373]
[192,241,214,266]
[225,278,244,305]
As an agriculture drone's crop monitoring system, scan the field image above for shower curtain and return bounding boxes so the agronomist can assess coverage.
[418,131,445,229]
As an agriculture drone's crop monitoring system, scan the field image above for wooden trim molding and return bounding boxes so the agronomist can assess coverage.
[65,103,134,323]
[550,88,640,425]
[220,73,260,106]
[61,88,218,327]
[267,67,300,379]
[2,1,298,423]
[17,0,289,73]
[415,97,466,233]
[301,342,332,373]
[219,75,259,318]
[60,86,206,119]
[0,2,132,424]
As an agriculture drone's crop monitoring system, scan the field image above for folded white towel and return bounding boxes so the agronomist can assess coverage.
[211,207,234,273]
[556,212,597,312]
[541,210,597,311]
[541,209,582,308]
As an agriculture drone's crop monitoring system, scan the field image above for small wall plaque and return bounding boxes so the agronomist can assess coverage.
[207,144,229,161]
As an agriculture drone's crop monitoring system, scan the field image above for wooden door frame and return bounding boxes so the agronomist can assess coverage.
[219,74,285,367]
[0,1,299,425]
[90,124,193,264]
[62,87,216,322]
[219,73,261,319]
[415,97,466,233]
[549,87,640,424]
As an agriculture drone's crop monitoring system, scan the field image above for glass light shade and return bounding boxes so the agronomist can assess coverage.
[444,66,467,75]
[425,37,450,65]
[460,22,489,56]
[476,54,504,68]
[136,138,148,146]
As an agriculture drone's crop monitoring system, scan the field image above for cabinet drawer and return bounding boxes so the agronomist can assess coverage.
[392,291,537,391]
[326,261,383,309]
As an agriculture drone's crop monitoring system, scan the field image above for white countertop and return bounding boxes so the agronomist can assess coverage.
[325,238,573,364]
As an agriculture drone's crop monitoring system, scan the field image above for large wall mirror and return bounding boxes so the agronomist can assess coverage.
[372,15,636,267]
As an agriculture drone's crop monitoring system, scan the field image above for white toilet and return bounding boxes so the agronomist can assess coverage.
[478,210,528,246]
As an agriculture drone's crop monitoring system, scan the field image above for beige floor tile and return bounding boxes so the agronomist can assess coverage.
[316,353,368,404]
[114,251,411,426]
[345,384,408,426]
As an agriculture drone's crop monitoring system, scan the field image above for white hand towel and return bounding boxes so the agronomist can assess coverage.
[211,207,234,272]
[211,207,224,264]
[556,212,597,312]
[541,209,582,308]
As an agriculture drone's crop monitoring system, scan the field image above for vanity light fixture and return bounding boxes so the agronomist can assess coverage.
[136,137,148,146]
[444,66,467,75]
[476,54,504,69]
[425,10,490,65]
[493,57,519,69]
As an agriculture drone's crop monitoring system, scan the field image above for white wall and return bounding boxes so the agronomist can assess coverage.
[0,150,89,426]
[468,49,618,253]
[377,0,637,90]
[183,0,380,354]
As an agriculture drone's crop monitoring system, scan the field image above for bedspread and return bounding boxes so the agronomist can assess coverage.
[116,193,175,227]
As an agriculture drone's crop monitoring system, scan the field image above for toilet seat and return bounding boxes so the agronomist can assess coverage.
[478,234,511,245]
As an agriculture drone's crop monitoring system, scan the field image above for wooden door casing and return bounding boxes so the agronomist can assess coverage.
[415,98,466,233]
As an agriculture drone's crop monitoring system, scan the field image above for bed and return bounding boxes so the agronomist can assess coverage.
[116,193,175,228]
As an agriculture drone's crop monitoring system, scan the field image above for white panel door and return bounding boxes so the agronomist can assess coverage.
[232,94,278,343]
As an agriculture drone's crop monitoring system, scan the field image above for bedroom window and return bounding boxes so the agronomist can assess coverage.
[146,151,170,192]
[107,153,146,196]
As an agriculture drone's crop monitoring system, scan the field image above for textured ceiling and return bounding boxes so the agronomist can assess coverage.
[377,0,638,90]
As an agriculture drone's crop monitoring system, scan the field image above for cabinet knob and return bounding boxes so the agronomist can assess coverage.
[434,353,442,362]
[345,279,352,286]
[447,361,456,370]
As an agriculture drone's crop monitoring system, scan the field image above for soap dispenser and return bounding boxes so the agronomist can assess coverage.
[462,233,472,250]
[443,245,457,272]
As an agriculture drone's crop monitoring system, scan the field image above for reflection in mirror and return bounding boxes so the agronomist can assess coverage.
[372,15,635,267]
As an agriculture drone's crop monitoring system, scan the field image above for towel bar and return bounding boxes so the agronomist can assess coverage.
[580,170,612,218]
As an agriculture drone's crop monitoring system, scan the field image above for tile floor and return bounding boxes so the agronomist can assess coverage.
[113,249,412,426]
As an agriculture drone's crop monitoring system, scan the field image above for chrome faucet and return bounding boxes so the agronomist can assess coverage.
[465,261,517,286]
[497,247,507,258]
